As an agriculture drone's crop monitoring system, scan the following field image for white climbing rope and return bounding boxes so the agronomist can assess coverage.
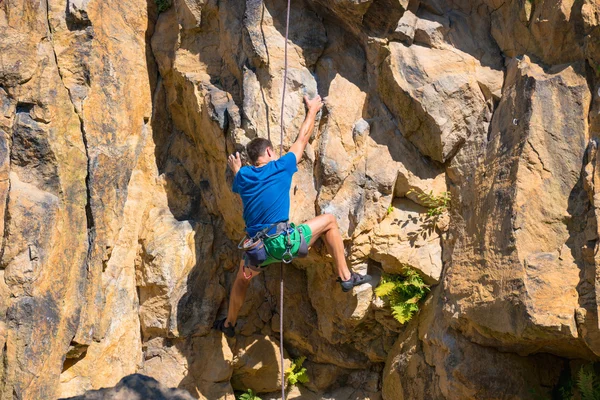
[279,0,291,399]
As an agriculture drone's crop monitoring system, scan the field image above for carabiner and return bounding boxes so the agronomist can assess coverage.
[281,249,293,264]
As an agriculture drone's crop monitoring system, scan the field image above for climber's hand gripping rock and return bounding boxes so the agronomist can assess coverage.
[228,151,242,175]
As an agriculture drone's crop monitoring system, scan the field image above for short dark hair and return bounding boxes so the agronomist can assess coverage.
[246,138,273,165]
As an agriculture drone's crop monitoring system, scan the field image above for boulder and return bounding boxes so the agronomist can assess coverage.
[59,374,196,400]
[380,42,501,163]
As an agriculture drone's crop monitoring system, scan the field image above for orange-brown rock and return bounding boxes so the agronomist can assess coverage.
[444,56,595,360]
[2,0,600,399]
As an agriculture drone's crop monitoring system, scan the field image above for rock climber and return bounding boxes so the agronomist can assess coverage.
[214,95,372,338]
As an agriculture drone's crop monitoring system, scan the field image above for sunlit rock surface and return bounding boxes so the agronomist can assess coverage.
[1,0,600,398]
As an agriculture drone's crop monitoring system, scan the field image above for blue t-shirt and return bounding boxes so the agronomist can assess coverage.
[233,152,298,237]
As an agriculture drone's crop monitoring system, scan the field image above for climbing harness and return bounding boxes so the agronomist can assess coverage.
[237,222,308,276]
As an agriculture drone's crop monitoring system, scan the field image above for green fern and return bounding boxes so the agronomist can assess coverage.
[578,366,600,400]
[407,189,451,218]
[558,386,574,400]
[391,303,419,324]
[285,356,309,387]
[238,389,261,400]
[154,0,171,13]
[374,282,396,297]
[375,269,429,324]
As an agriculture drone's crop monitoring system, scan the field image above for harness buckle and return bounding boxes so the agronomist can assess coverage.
[281,249,293,264]
[281,224,294,264]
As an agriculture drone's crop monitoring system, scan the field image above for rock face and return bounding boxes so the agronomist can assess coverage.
[445,56,594,359]
[1,0,600,399]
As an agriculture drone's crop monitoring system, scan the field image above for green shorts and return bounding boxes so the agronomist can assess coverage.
[260,223,312,267]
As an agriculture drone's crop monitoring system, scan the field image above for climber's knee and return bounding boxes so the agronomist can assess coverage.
[236,259,261,283]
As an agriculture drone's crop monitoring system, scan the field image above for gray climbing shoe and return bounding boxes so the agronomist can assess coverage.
[337,272,372,292]
[213,318,235,338]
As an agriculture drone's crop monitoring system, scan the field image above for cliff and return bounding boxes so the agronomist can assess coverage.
[0,0,600,398]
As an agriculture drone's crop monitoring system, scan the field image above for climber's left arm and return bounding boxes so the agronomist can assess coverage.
[228,151,242,176]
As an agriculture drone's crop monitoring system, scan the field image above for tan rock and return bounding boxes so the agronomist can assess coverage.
[380,42,500,162]
[424,327,564,400]
[5,0,600,399]
[485,0,587,65]
[136,207,224,340]
[307,0,374,31]
[0,1,95,397]
[392,10,418,44]
[413,11,449,48]
[262,264,376,368]
[231,334,290,393]
[445,56,594,358]
[140,334,235,400]
[382,314,440,400]
[139,334,236,400]
[3,174,58,298]
[0,26,38,87]
[306,260,374,345]
[381,290,569,400]
[370,198,443,283]
[302,361,348,392]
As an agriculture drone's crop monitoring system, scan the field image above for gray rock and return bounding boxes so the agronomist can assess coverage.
[60,374,195,400]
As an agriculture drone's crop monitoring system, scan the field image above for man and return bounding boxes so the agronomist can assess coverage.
[214,95,371,338]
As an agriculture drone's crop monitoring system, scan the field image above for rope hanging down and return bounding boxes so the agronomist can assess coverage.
[279,0,291,399]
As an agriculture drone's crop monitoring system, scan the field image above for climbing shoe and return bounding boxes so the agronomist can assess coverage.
[337,272,372,292]
[213,318,235,338]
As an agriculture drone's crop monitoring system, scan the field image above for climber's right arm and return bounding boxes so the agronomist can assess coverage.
[289,95,323,164]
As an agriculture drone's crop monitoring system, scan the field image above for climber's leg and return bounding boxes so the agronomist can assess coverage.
[304,213,351,281]
[225,259,261,328]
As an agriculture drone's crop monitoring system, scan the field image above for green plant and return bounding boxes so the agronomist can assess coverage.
[155,0,171,13]
[387,204,394,215]
[403,189,451,242]
[578,365,600,400]
[374,269,429,324]
[238,389,261,400]
[285,356,309,387]
[559,386,574,400]
[557,379,574,400]
[554,365,575,400]
[407,189,451,218]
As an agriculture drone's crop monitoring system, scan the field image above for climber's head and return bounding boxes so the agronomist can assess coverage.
[247,138,275,166]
